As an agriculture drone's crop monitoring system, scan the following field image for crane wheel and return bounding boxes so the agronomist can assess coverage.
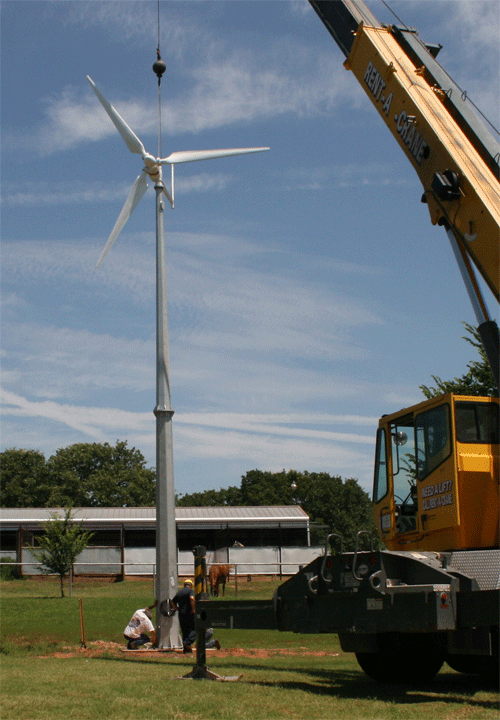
[446,654,499,685]
[446,628,499,686]
[355,632,445,683]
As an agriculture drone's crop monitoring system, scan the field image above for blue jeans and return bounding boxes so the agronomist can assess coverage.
[125,633,150,649]
[182,627,217,649]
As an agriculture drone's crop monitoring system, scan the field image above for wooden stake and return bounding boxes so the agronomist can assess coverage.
[79,598,86,649]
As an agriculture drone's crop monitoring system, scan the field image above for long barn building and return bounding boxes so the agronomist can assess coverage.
[0,506,320,577]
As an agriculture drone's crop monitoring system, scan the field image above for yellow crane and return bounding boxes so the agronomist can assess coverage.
[275,1,499,684]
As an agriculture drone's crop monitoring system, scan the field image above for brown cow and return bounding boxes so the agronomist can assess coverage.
[208,564,231,597]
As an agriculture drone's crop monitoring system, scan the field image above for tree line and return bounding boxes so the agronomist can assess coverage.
[0,441,377,546]
[175,469,379,547]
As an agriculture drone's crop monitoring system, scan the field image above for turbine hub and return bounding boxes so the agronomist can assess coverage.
[143,153,158,168]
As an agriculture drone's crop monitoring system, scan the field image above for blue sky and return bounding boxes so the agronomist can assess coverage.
[1,0,499,496]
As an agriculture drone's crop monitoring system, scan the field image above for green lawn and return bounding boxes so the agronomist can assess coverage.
[1,577,499,720]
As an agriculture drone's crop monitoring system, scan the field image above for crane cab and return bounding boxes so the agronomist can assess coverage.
[373,394,499,552]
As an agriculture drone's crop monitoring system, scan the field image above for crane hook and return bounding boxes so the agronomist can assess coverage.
[153,48,166,86]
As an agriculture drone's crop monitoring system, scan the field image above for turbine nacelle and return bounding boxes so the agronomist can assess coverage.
[86,76,269,268]
[142,156,163,185]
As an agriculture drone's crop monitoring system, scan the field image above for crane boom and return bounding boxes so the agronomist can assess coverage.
[309,1,500,383]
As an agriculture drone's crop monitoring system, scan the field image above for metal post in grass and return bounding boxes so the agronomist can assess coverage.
[194,546,208,669]
[180,547,241,681]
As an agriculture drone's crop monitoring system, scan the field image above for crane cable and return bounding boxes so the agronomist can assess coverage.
[157,60,162,161]
[153,0,166,160]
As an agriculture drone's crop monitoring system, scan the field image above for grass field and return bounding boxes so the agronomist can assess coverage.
[1,576,499,720]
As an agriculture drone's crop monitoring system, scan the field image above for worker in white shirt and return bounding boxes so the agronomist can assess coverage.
[123,603,157,649]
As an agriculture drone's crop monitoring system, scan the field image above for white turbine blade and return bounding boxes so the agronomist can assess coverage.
[96,174,149,268]
[160,147,270,164]
[87,76,146,156]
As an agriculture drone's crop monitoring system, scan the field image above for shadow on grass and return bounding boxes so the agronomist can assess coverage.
[244,663,499,711]
[96,653,498,711]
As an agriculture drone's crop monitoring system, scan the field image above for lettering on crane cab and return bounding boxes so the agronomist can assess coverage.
[363,61,430,166]
[422,480,453,511]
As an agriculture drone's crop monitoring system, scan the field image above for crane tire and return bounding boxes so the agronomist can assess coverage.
[355,632,444,683]
[446,627,499,686]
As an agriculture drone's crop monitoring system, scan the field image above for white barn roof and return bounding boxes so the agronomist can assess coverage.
[0,505,309,530]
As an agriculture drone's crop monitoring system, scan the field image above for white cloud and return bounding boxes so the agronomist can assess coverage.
[4,13,357,158]
[1,226,388,417]
[175,423,372,475]
[8,87,159,156]
[0,388,376,476]
[0,389,376,442]
[280,162,416,191]
[445,1,500,57]
[177,411,376,444]
[0,388,130,439]
[2,155,412,209]
[2,322,155,400]
[28,60,349,156]
[0,173,234,208]
[65,1,188,51]
[1,180,134,208]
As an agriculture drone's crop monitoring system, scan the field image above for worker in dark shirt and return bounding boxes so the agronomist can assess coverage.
[170,578,220,653]
[170,578,196,652]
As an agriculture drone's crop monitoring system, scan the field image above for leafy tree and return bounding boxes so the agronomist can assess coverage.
[420,323,498,398]
[1,441,156,507]
[46,441,156,507]
[31,508,94,597]
[259,470,380,550]
[177,468,379,550]
[239,469,290,506]
[176,486,242,507]
[0,448,48,507]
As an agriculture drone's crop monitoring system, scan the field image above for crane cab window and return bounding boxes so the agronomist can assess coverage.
[455,402,499,444]
[391,416,416,499]
[416,404,451,480]
[389,415,418,532]
[373,428,388,503]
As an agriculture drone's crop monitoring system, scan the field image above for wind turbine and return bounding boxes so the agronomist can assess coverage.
[87,75,268,649]
[87,77,269,267]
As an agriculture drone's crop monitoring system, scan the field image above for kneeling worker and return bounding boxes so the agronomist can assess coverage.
[124,604,156,649]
